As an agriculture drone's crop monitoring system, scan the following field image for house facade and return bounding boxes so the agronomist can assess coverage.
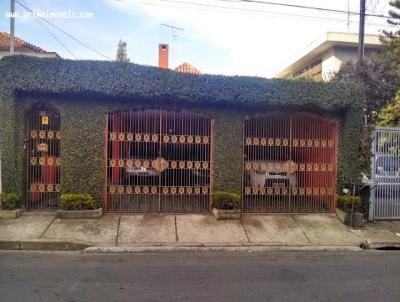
[0,32,59,59]
[0,56,364,214]
[275,32,381,81]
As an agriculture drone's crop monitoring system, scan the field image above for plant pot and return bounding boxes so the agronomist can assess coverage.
[0,209,22,219]
[336,208,364,228]
[212,208,241,220]
[56,208,103,219]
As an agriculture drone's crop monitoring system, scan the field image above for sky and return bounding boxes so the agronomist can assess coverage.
[0,0,394,78]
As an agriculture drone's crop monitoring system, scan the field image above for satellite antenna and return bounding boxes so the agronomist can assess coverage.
[161,23,184,68]
[161,23,184,41]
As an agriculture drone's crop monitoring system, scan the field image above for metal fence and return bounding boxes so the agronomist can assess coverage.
[105,108,213,213]
[370,126,400,220]
[242,112,338,213]
[26,105,61,210]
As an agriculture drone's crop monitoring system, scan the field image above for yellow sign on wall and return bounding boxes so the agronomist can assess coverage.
[41,116,49,125]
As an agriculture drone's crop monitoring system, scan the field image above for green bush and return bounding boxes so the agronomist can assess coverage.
[212,191,241,210]
[337,195,362,212]
[0,193,19,210]
[60,194,95,210]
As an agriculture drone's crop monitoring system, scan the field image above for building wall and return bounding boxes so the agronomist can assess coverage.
[8,96,349,207]
[321,48,339,81]
[0,88,18,195]
[321,46,377,81]
[0,56,367,211]
[289,46,379,81]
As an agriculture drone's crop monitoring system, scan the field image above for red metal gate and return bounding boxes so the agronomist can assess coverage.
[105,108,213,213]
[26,105,61,210]
[242,112,337,213]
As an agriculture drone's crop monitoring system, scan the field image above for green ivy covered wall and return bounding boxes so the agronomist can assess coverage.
[0,56,365,206]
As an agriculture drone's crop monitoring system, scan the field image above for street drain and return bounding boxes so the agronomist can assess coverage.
[375,246,400,251]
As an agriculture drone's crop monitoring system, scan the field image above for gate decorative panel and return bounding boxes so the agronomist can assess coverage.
[243,112,337,213]
[26,106,61,210]
[105,109,213,213]
[370,127,400,220]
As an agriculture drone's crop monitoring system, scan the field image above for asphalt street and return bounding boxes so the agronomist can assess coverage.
[0,250,399,302]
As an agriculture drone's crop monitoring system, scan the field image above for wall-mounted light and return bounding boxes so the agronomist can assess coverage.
[39,110,47,117]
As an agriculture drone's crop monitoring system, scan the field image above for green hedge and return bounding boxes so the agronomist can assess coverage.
[212,191,241,210]
[0,56,362,110]
[0,56,365,207]
[60,193,95,210]
[0,193,19,210]
[336,195,362,212]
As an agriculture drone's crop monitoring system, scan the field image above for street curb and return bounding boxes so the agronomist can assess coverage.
[0,240,20,250]
[361,242,400,250]
[84,245,363,253]
[0,240,91,251]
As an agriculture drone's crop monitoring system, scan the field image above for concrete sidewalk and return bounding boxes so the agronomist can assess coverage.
[0,212,400,250]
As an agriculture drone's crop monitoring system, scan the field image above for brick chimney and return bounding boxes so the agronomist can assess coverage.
[158,44,169,69]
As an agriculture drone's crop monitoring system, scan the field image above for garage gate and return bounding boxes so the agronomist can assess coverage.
[105,108,213,213]
[242,112,338,213]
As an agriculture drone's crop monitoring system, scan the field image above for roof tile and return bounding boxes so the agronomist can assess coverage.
[0,32,48,53]
[174,62,202,75]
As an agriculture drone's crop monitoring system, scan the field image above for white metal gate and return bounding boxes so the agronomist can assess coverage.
[370,127,400,220]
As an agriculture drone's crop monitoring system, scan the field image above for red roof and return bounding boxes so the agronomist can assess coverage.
[0,32,48,53]
[174,62,202,75]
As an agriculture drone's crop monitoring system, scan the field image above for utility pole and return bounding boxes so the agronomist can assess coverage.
[357,0,366,63]
[10,0,15,55]
[347,0,350,32]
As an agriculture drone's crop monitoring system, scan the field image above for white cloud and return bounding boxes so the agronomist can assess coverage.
[14,0,391,77]
[103,0,392,77]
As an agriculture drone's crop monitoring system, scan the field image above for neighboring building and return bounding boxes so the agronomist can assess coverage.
[158,43,202,75]
[174,62,202,75]
[275,32,382,81]
[0,32,59,59]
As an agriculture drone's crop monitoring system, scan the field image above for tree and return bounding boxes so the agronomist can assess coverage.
[377,92,400,126]
[333,52,399,123]
[116,39,130,63]
[374,0,400,125]
[380,1,400,70]
[334,1,400,124]
[384,0,400,37]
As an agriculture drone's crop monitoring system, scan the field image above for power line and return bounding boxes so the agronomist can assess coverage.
[18,0,78,59]
[15,0,112,60]
[218,0,395,19]
[33,18,78,59]
[115,0,343,23]
[115,0,397,28]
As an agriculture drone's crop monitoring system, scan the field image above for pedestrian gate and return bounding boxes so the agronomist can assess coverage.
[370,127,400,220]
[105,109,213,213]
[242,112,338,213]
[26,105,61,210]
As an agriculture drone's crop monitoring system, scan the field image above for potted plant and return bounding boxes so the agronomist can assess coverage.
[0,193,22,219]
[57,193,102,219]
[211,191,241,220]
[336,194,364,228]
